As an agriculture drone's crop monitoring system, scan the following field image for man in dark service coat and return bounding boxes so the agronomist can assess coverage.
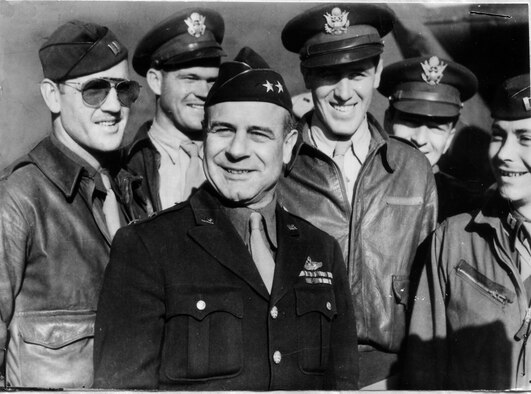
[379,56,483,222]
[93,47,359,390]
[0,20,145,388]
[278,3,437,388]
[126,8,225,212]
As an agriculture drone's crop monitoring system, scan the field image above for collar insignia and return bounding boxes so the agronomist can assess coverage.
[324,7,350,35]
[421,56,447,86]
[185,12,206,38]
[201,217,214,225]
[304,256,323,271]
[287,224,298,231]
[523,97,531,111]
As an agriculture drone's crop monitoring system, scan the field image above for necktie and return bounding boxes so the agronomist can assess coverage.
[249,212,275,293]
[333,140,352,180]
[180,141,205,199]
[100,171,122,239]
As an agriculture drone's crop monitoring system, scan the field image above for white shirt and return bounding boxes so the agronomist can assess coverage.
[148,120,204,209]
[309,114,371,204]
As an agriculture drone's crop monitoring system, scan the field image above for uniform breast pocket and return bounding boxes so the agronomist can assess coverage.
[162,286,244,382]
[295,286,337,375]
[10,310,95,388]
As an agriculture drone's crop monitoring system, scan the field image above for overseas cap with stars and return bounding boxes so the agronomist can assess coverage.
[39,20,128,81]
[491,74,531,120]
[282,3,395,68]
[378,56,478,118]
[133,7,225,77]
[205,47,292,113]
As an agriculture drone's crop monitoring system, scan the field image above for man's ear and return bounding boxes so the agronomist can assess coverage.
[373,57,384,89]
[301,65,312,90]
[146,68,163,96]
[40,79,61,114]
[443,126,457,154]
[282,129,299,165]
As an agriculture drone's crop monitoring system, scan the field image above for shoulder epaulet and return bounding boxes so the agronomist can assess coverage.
[0,157,35,181]
[389,135,419,150]
[127,199,189,226]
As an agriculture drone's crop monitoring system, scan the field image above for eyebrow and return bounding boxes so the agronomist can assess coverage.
[209,121,276,135]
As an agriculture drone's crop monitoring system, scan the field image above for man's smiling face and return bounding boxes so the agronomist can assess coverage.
[304,57,382,137]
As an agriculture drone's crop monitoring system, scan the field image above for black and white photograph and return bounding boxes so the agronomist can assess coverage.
[0,0,529,390]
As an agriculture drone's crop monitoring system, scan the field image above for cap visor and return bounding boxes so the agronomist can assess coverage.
[393,100,460,118]
[301,45,382,68]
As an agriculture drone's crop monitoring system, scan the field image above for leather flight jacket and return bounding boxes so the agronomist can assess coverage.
[125,121,163,212]
[278,112,437,354]
[0,136,149,388]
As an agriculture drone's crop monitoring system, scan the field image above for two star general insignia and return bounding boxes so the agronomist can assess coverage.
[299,256,333,285]
[262,80,284,93]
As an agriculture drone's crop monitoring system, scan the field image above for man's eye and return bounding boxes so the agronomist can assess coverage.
[490,134,503,142]
[249,131,273,141]
[209,128,233,135]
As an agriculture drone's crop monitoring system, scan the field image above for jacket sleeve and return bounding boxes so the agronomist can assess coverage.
[0,182,30,374]
[402,225,449,389]
[93,225,165,389]
[325,239,359,390]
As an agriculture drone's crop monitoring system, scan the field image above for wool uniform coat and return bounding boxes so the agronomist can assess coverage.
[93,185,359,390]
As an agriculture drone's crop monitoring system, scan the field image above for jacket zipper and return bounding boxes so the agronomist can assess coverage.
[455,265,510,305]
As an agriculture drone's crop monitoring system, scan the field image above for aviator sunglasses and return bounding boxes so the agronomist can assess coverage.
[61,78,141,108]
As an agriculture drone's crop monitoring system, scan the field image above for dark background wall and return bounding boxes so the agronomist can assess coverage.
[0,1,528,171]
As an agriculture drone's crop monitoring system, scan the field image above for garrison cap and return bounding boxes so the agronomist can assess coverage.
[491,74,531,120]
[205,47,292,113]
[39,20,128,81]
[378,56,478,118]
[133,8,225,77]
[282,3,395,68]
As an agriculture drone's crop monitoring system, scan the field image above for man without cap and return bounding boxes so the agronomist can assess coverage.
[403,74,531,390]
[0,21,146,388]
[379,56,484,222]
[126,8,225,212]
[93,47,358,390]
[277,4,437,388]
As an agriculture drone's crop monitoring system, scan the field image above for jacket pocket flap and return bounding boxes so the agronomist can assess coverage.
[392,275,410,305]
[166,286,243,321]
[295,286,336,319]
[18,311,95,349]
[386,196,423,206]
[456,260,515,304]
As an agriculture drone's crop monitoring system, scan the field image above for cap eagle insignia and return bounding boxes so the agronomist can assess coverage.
[324,7,350,35]
[185,12,206,38]
[421,56,447,86]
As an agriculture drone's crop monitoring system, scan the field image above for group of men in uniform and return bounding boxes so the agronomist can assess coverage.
[0,2,529,391]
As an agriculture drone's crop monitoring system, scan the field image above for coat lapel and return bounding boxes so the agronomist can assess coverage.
[187,188,270,300]
[270,206,307,306]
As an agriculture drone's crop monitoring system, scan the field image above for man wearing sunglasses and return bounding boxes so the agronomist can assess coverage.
[126,8,225,212]
[0,20,147,388]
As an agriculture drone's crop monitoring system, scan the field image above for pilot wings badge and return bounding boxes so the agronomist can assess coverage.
[185,12,206,38]
[304,256,323,271]
[324,7,350,35]
[421,56,447,86]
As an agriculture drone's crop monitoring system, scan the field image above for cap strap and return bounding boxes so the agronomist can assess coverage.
[301,34,382,59]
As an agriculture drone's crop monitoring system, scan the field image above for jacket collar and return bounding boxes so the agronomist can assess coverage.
[286,110,395,174]
[28,135,86,199]
[126,120,155,159]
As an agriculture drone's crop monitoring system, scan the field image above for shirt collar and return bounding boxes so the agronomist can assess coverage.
[221,195,278,249]
[148,119,204,161]
[308,112,371,159]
